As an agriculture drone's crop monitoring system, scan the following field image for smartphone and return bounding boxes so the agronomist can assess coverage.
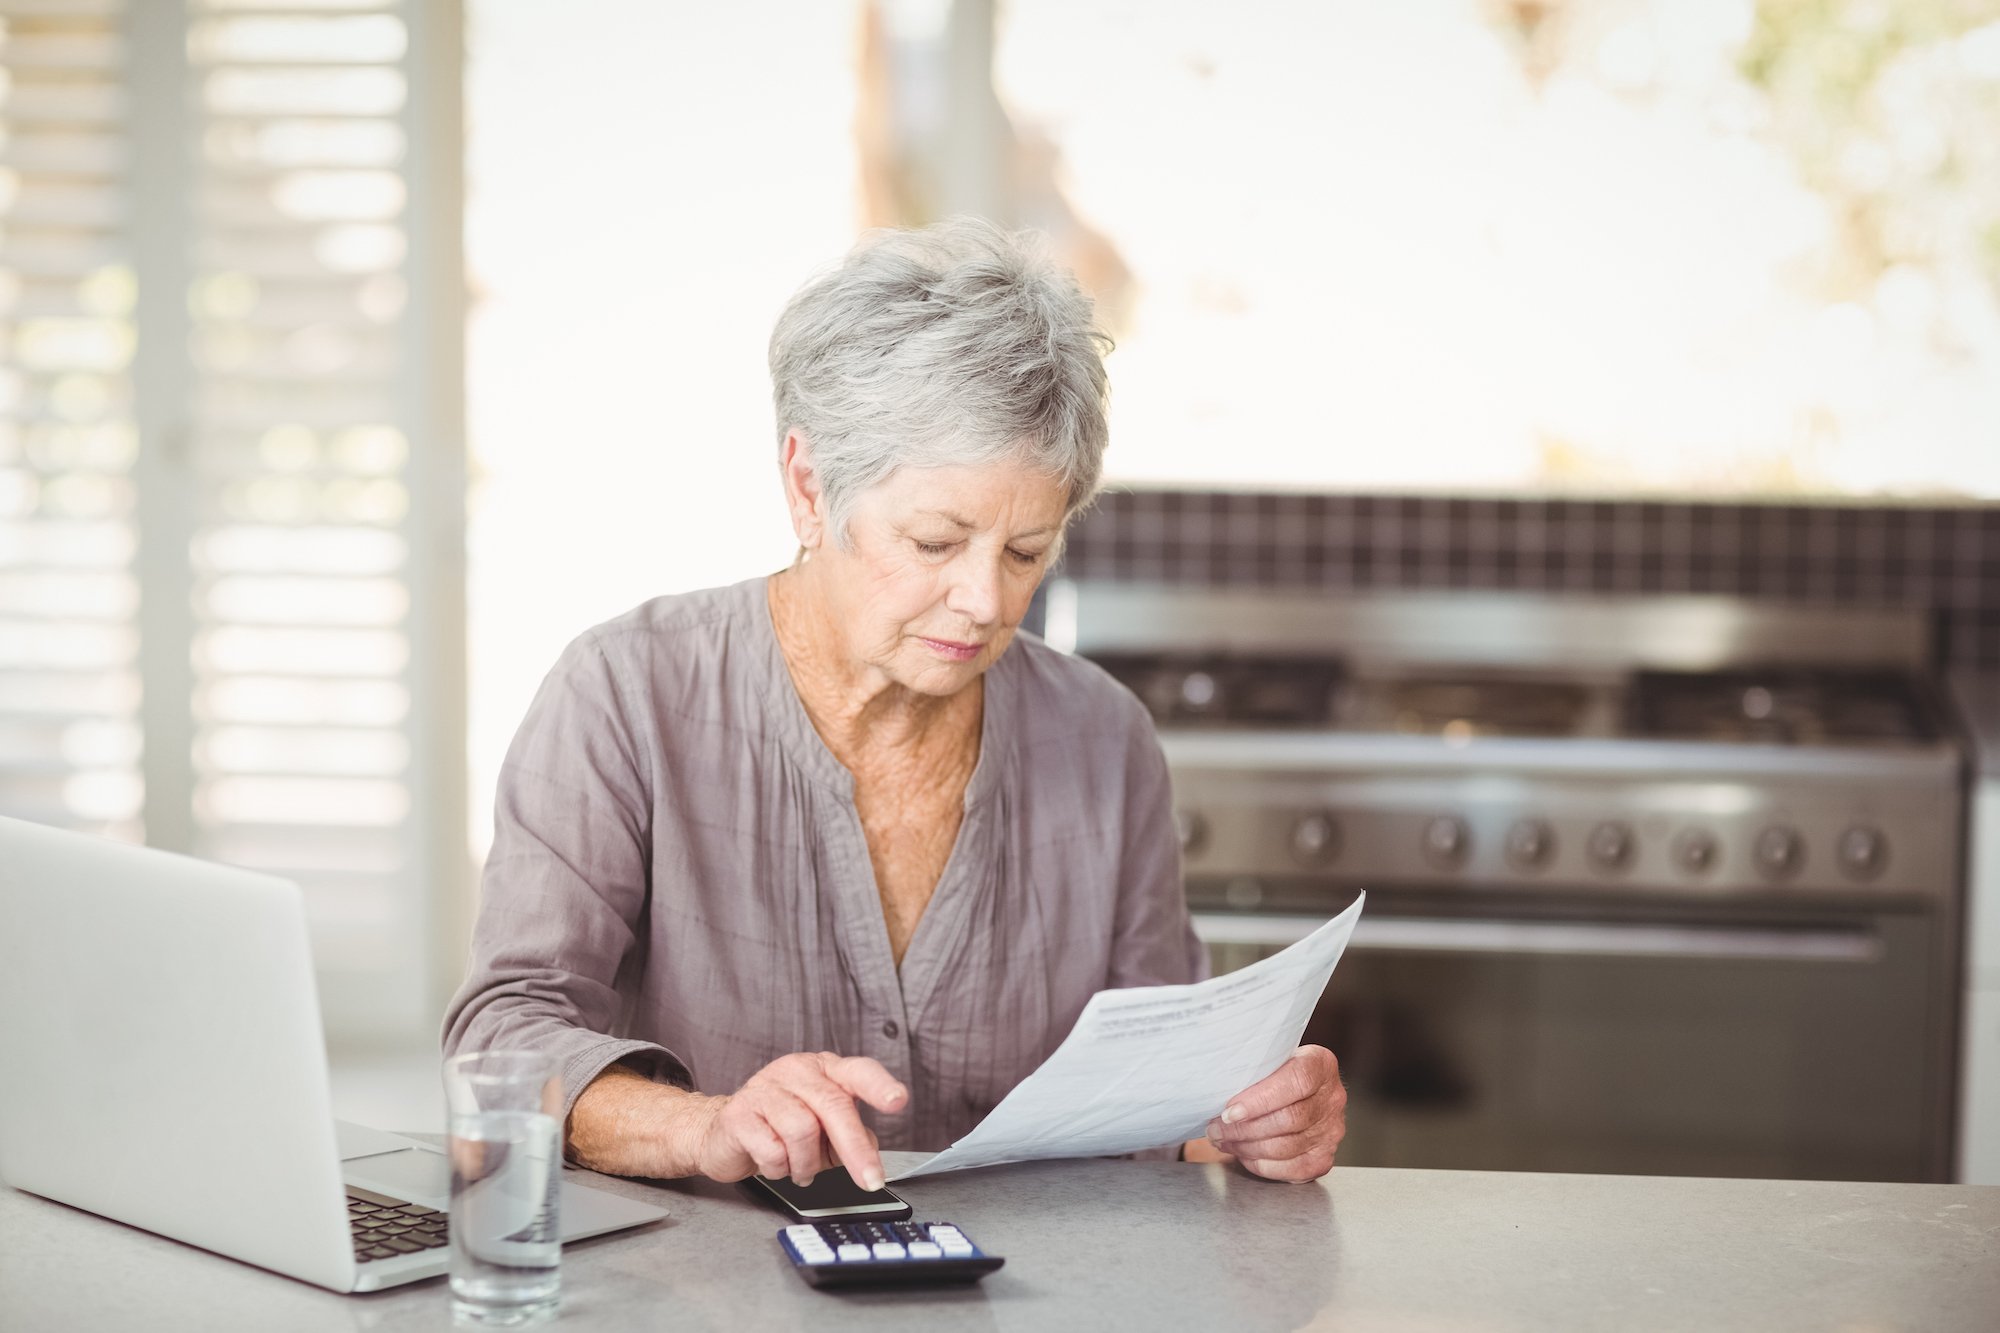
[744,1166,913,1220]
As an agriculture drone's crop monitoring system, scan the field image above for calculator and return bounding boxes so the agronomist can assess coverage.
[778,1219,1005,1288]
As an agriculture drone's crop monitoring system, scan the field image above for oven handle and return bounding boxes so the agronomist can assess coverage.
[1191,912,1883,962]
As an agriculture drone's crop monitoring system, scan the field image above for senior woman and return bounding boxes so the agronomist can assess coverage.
[443,219,1346,1192]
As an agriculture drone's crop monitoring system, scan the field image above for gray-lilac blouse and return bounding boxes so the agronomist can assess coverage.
[443,576,1205,1153]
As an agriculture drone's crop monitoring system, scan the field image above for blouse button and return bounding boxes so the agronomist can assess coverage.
[881,1020,900,1039]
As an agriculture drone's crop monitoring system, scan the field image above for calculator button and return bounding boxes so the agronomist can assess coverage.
[798,1248,835,1265]
[908,1241,942,1259]
[836,1243,870,1262]
[785,1225,819,1241]
[871,1242,906,1260]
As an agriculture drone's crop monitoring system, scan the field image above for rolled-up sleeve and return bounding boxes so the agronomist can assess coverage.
[442,630,693,1119]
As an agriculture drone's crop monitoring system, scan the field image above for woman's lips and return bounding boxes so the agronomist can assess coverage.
[918,637,983,663]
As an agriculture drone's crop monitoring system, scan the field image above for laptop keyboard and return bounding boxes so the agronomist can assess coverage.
[348,1184,448,1263]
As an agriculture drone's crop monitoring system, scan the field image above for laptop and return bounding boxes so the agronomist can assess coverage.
[0,815,668,1293]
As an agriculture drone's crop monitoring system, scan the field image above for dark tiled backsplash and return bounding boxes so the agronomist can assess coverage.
[1057,492,2000,670]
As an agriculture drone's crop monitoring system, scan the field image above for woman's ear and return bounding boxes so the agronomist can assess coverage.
[779,429,827,550]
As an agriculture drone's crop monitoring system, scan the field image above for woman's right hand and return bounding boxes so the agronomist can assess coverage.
[689,1052,909,1190]
[568,1052,909,1190]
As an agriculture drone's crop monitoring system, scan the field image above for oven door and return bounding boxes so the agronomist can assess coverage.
[1192,887,1955,1183]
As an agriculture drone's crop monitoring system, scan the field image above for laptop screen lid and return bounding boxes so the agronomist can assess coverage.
[0,816,357,1292]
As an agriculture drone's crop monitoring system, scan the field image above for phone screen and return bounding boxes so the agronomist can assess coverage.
[749,1167,911,1218]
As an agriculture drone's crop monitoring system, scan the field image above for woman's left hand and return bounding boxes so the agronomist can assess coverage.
[1198,1045,1347,1181]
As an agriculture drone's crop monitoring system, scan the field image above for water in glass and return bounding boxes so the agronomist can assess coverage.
[448,1103,561,1324]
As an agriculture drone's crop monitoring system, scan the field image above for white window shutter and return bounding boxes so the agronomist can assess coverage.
[0,0,467,1042]
[0,4,144,846]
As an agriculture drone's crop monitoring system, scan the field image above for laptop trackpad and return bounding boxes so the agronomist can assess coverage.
[336,1119,427,1161]
[346,1147,452,1204]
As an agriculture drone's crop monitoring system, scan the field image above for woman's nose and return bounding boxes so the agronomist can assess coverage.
[945,556,1005,626]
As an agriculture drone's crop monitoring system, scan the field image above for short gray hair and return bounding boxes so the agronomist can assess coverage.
[769,217,1111,548]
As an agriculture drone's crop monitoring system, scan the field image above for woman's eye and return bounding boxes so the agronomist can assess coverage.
[1008,548,1043,566]
[915,541,954,556]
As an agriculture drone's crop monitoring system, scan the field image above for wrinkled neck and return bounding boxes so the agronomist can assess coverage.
[766,563,981,767]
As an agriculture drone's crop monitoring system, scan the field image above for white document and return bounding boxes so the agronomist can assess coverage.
[891,892,1365,1180]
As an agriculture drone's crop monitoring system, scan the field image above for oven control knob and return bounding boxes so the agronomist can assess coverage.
[1586,821,1634,872]
[1179,670,1220,712]
[1290,812,1341,868]
[1504,819,1555,872]
[1672,828,1719,876]
[1225,877,1264,909]
[1174,809,1208,857]
[1836,825,1887,881]
[1422,816,1470,870]
[1752,825,1804,881]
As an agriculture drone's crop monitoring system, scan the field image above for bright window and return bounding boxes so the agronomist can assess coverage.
[995,0,2000,497]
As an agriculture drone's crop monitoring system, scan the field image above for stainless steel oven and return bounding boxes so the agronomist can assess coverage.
[1060,585,1967,1182]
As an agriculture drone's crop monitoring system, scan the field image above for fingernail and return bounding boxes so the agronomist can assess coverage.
[1205,1122,1222,1143]
[1222,1104,1245,1124]
[863,1170,884,1191]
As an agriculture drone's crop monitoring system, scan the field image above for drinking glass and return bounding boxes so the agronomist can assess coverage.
[442,1050,563,1325]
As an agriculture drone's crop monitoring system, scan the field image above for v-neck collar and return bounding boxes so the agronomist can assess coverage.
[742,575,1011,1016]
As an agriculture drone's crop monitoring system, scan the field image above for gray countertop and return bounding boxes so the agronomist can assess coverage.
[3,1149,1996,1333]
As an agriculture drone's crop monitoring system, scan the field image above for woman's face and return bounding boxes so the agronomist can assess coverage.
[804,454,1068,697]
